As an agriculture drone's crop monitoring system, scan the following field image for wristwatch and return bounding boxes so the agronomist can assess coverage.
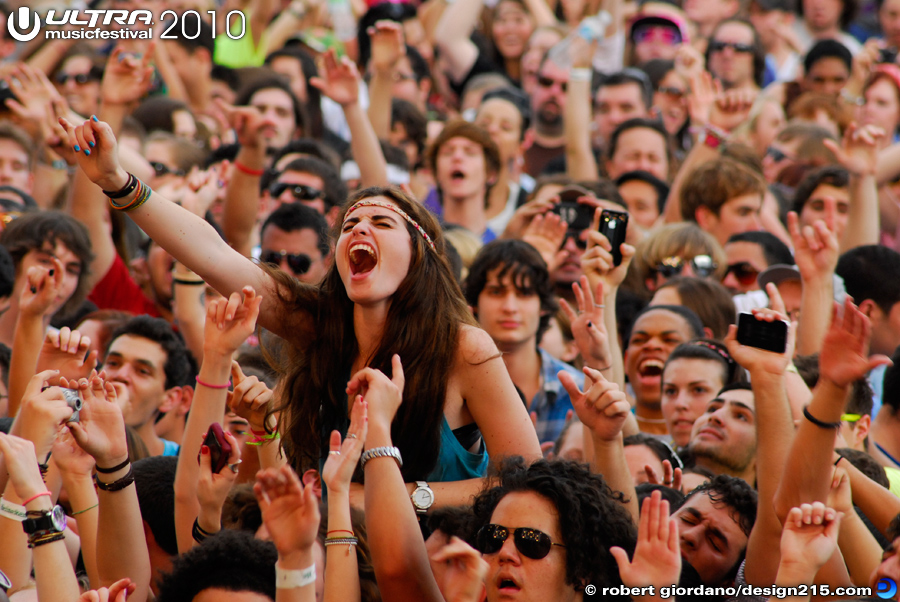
[22,505,67,536]
[411,481,434,515]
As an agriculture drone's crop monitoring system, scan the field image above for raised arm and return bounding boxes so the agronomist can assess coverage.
[775,503,842,602]
[59,116,302,339]
[312,50,388,188]
[359,356,445,602]
[432,0,481,83]
[825,124,884,252]
[724,284,798,585]
[788,214,838,358]
[174,287,262,553]
[366,21,405,140]
[565,45,599,181]
[774,299,892,519]
[561,365,639,523]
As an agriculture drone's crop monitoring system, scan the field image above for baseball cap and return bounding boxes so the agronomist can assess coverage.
[629,13,690,45]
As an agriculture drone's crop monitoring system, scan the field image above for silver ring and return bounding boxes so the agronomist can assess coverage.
[346,433,357,440]
[228,461,242,473]
[329,450,341,456]
[593,303,605,308]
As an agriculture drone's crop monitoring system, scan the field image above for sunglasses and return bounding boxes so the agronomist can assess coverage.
[655,255,718,279]
[55,72,99,85]
[0,211,21,228]
[149,161,186,178]
[657,85,686,99]
[537,75,567,93]
[724,262,760,286]
[710,40,754,53]
[764,146,792,163]
[476,524,566,559]
[260,249,313,274]
[0,567,9,593]
[633,25,681,45]
[269,182,326,202]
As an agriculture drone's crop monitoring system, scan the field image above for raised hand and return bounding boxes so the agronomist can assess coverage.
[724,283,795,377]
[559,276,611,367]
[197,428,242,527]
[818,298,892,389]
[430,536,490,602]
[227,361,273,433]
[4,63,60,133]
[581,210,636,292]
[254,465,321,563]
[710,88,757,133]
[686,70,718,127]
[19,259,66,319]
[58,116,128,191]
[180,166,220,217]
[36,327,99,383]
[501,195,557,239]
[559,365,629,442]
[0,432,47,503]
[101,45,155,106]
[522,212,567,272]
[203,286,262,358]
[310,49,361,107]
[674,44,705,81]
[51,427,96,478]
[78,578,136,602]
[213,98,276,151]
[825,464,852,515]
[610,490,681,589]
[15,370,74,457]
[322,395,368,495]
[778,503,842,578]
[644,459,683,492]
[67,374,128,468]
[787,212,838,282]
[368,20,405,74]
[824,122,884,177]
[347,354,404,432]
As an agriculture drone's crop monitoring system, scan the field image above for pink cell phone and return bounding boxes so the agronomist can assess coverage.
[198,423,232,474]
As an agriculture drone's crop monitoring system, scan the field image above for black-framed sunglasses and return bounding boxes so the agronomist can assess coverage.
[149,161,186,178]
[260,249,313,274]
[55,72,100,85]
[655,255,718,279]
[657,85,686,99]
[709,40,755,53]
[476,524,566,559]
[537,75,567,93]
[764,146,791,163]
[725,262,760,286]
[268,182,325,202]
[0,567,10,593]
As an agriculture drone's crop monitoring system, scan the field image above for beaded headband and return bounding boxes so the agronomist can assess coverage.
[344,199,436,252]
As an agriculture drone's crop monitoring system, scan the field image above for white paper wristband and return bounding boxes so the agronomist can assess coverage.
[0,497,26,522]
[276,563,316,588]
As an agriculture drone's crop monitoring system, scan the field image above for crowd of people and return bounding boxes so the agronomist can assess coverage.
[1,0,900,599]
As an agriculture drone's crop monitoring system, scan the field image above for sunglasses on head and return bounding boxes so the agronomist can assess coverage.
[725,262,760,286]
[710,40,754,53]
[537,75,567,93]
[476,524,566,559]
[655,255,718,279]
[633,25,681,45]
[55,72,99,85]
[260,249,313,274]
[149,161,186,178]
[269,182,326,202]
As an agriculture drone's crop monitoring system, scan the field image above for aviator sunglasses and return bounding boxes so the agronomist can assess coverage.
[476,524,566,559]
[724,262,760,286]
[655,255,718,279]
[260,250,313,274]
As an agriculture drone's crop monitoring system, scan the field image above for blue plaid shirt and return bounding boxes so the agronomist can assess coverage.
[530,349,583,444]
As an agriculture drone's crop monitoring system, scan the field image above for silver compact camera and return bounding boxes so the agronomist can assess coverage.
[61,388,83,422]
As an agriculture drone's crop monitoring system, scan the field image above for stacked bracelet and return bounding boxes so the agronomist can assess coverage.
[95,465,135,492]
[102,173,138,199]
[96,458,130,474]
[28,532,65,549]
[324,536,359,551]
[192,517,217,543]
[108,176,152,212]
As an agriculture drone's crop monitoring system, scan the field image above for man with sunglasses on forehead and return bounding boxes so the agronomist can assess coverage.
[259,203,331,284]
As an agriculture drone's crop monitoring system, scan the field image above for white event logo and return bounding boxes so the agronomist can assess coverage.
[7,7,40,42]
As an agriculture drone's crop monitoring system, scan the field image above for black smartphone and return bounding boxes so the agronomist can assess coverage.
[599,209,628,266]
[880,47,899,64]
[198,423,233,474]
[736,312,788,353]
[551,186,594,232]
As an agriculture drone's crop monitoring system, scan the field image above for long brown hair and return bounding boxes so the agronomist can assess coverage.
[267,186,478,480]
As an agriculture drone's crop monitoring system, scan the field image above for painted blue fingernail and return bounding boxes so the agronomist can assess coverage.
[91,115,98,122]
[84,149,90,156]
[88,141,95,147]
[74,145,80,152]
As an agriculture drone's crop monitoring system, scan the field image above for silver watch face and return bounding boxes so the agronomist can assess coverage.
[413,488,434,508]
[51,505,67,532]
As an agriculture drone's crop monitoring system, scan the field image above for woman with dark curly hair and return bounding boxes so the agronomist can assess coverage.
[472,457,637,601]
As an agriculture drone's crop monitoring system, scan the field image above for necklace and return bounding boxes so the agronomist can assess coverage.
[874,441,900,469]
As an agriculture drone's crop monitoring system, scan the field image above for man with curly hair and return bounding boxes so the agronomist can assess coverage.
[472,457,637,601]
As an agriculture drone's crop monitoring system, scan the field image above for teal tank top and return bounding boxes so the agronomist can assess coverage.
[425,416,490,482]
